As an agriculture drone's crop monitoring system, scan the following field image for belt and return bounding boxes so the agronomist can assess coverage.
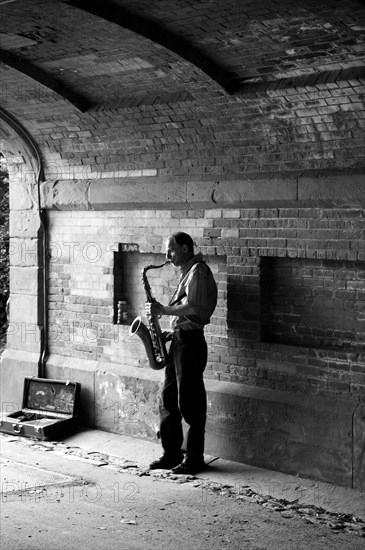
[174,328,204,337]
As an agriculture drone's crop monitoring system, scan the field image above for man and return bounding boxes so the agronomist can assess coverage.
[145,232,217,475]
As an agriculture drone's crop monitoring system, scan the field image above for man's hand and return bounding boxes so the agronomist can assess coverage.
[145,300,165,317]
[162,330,174,342]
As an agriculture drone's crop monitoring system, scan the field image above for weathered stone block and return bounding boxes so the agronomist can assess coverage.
[89,178,187,210]
[8,294,40,324]
[9,173,37,210]
[41,179,91,210]
[94,366,163,438]
[9,266,39,295]
[298,172,365,207]
[187,178,298,207]
[9,210,40,238]
[0,350,39,409]
[353,403,365,491]
[5,324,42,353]
[8,238,39,267]
[204,379,360,488]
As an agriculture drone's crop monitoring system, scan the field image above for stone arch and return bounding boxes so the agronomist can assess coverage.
[0,107,46,406]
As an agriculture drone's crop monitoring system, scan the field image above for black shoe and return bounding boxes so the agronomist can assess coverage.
[171,456,205,475]
[149,453,183,470]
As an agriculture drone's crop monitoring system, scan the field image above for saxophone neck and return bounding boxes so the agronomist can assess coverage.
[142,261,170,276]
[141,261,170,302]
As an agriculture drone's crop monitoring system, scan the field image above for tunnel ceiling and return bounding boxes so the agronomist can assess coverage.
[0,0,364,114]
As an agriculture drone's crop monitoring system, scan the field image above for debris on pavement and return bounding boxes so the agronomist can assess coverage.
[120,519,137,525]
[2,433,364,538]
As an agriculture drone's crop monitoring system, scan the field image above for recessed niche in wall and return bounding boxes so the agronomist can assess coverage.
[226,271,260,338]
[113,245,172,325]
[260,257,365,351]
[113,244,227,335]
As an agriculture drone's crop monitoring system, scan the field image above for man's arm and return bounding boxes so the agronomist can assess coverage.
[146,263,208,318]
[146,301,199,318]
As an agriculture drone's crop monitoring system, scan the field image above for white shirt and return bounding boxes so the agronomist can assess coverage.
[169,253,217,330]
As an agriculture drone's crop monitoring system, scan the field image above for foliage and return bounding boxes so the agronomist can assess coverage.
[0,165,9,348]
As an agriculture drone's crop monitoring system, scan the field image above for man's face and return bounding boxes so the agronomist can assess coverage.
[165,237,189,267]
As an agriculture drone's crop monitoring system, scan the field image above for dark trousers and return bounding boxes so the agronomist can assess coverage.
[159,329,208,459]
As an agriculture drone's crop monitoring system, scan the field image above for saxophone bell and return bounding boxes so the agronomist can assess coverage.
[129,316,167,370]
[129,261,171,370]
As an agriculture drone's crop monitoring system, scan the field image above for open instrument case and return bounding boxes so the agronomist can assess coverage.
[0,377,81,440]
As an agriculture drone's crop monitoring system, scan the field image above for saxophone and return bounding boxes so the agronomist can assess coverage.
[129,261,170,370]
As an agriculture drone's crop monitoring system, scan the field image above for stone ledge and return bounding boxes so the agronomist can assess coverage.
[299,172,365,207]
[1,351,363,489]
[204,379,362,490]
[40,170,365,210]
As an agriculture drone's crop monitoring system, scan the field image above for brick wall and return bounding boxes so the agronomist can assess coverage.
[47,207,365,402]
[2,2,364,178]
[261,257,365,350]
[1,0,364,487]
[8,79,362,179]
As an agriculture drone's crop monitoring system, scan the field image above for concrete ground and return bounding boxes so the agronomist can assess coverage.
[63,427,365,519]
[0,427,364,549]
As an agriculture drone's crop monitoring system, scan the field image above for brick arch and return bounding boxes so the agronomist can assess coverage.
[0,107,43,182]
[0,50,92,113]
[68,0,241,94]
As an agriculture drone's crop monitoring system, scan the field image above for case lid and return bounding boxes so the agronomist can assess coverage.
[23,377,80,416]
